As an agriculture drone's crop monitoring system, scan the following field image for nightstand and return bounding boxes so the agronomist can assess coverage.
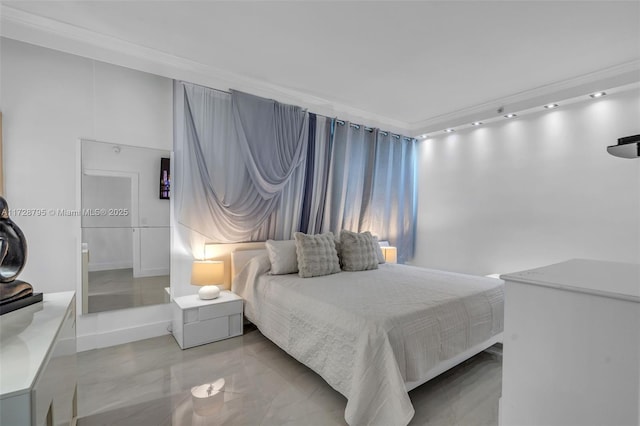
[172,291,243,349]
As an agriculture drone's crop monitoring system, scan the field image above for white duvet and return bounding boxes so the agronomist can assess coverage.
[233,255,504,426]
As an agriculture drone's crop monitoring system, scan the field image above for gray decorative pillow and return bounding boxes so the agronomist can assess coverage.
[293,232,341,278]
[339,230,379,271]
[265,239,298,275]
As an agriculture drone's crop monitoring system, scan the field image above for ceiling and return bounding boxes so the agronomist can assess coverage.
[2,1,639,132]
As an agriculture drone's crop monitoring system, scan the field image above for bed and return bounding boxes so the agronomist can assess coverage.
[232,248,504,426]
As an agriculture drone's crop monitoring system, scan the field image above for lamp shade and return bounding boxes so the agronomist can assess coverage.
[380,246,398,264]
[191,261,224,286]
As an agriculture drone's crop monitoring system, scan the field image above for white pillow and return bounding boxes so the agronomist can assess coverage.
[294,232,341,278]
[265,239,298,275]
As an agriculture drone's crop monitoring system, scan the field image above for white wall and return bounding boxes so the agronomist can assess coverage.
[1,38,173,351]
[413,88,640,276]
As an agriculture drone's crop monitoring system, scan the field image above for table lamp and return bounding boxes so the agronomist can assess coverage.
[380,246,398,264]
[191,260,224,300]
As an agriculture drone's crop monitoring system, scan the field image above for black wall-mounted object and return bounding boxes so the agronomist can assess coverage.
[607,134,640,159]
[160,157,170,199]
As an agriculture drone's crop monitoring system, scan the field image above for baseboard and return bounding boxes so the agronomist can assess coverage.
[77,320,171,352]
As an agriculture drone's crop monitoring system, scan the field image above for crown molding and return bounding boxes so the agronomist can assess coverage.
[0,5,411,133]
[409,59,640,136]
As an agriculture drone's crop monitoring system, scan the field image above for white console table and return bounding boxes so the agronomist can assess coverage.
[500,259,639,426]
[0,292,77,426]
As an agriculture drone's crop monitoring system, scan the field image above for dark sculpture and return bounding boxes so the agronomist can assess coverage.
[0,196,33,304]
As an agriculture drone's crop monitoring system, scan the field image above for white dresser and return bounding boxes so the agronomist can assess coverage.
[172,291,243,349]
[0,292,77,426]
[500,259,639,426]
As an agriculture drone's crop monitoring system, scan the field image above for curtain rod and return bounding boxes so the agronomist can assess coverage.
[335,120,414,141]
[179,81,415,142]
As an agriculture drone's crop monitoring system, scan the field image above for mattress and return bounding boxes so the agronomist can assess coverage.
[233,254,504,426]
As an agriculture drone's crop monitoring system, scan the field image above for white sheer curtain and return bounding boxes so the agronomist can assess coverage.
[174,82,308,242]
[321,122,417,262]
[367,132,418,262]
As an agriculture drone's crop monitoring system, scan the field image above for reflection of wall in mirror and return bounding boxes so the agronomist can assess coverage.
[140,227,170,276]
[83,227,133,271]
[82,141,170,228]
[82,175,133,271]
[81,141,170,278]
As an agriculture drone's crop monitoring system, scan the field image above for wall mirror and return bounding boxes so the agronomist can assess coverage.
[81,140,170,314]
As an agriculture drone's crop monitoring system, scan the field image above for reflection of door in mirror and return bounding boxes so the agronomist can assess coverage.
[81,140,170,314]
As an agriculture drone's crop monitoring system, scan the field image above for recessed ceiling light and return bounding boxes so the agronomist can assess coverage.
[444,128,455,133]
[504,113,517,119]
[471,121,483,126]
[590,92,606,98]
[420,134,429,139]
[544,103,559,109]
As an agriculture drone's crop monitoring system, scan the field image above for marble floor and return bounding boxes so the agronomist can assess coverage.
[88,268,169,313]
[77,328,502,426]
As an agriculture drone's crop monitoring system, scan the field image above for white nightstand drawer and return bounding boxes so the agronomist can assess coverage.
[184,316,229,348]
[198,300,242,321]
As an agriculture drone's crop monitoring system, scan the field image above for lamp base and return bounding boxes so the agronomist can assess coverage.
[198,285,220,300]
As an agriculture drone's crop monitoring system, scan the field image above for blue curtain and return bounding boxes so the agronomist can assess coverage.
[322,122,376,233]
[368,131,418,263]
[320,122,417,262]
[299,114,333,234]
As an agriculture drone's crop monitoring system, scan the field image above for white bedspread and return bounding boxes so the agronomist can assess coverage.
[234,255,504,426]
